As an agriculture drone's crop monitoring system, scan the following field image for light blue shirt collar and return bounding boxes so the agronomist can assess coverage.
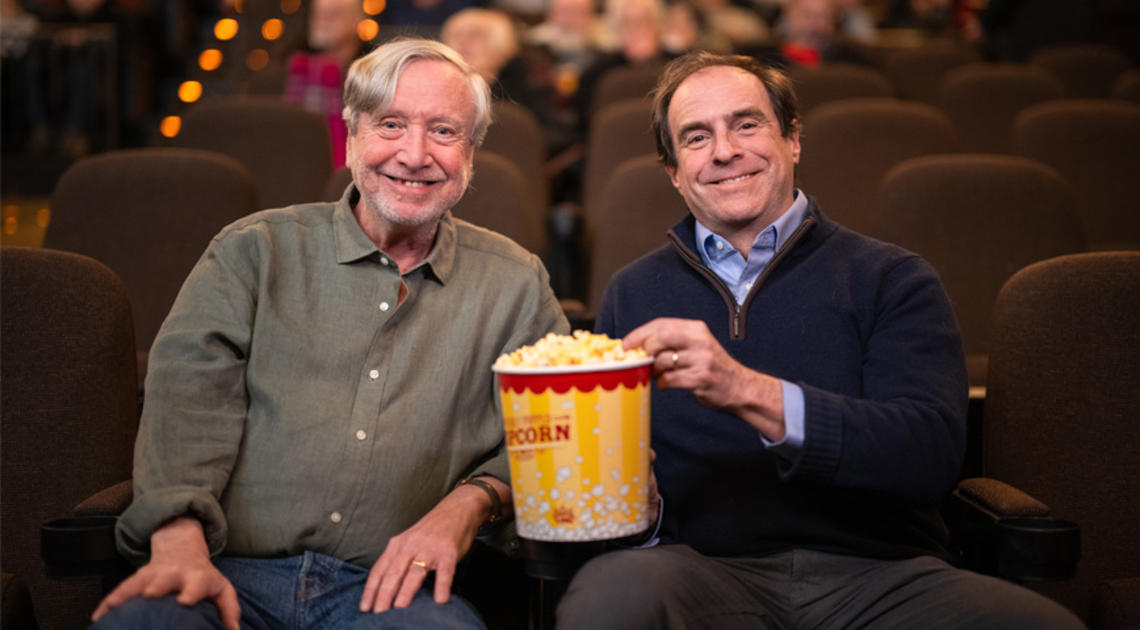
[694,189,809,304]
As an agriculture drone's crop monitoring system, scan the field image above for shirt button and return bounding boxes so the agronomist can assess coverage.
[380,256,389,266]
[715,241,724,250]
[369,369,379,380]
[330,512,342,524]
[355,429,367,441]
[379,301,390,311]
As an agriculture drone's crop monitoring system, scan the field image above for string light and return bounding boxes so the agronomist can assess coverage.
[362,0,385,15]
[160,116,182,138]
[357,18,379,41]
[262,18,284,40]
[247,49,270,71]
[199,49,223,71]
[178,80,203,103]
[214,18,239,40]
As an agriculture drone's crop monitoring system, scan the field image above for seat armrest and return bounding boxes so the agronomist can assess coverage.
[945,477,1080,582]
[41,480,133,581]
[74,480,133,517]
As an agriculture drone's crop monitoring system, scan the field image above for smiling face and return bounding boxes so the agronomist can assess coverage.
[665,65,800,244]
[346,59,476,231]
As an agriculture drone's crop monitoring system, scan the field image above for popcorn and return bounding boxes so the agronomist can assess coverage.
[494,331,647,368]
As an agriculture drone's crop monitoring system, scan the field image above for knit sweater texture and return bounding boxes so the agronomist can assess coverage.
[596,199,968,560]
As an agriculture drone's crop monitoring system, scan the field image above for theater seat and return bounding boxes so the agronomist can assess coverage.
[946,252,1140,627]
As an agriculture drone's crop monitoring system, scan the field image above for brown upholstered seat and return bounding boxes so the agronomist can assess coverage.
[454,151,548,256]
[591,60,666,113]
[171,96,332,209]
[876,154,1087,387]
[798,98,957,235]
[1012,99,1140,250]
[582,98,657,241]
[1112,69,1140,105]
[586,154,689,312]
[883,44,982,105]
[981,251,1140,625]
[481,100,550,213]
[1029,43,1133,98]
[1,248,138,630]
[937,62,1065,153]
[44,147,259,388]
[788,62,894,114]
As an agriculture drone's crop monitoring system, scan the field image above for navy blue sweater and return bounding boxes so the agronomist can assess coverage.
[596,200,968,560]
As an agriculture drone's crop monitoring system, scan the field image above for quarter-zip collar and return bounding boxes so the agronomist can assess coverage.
[667,207,821,340]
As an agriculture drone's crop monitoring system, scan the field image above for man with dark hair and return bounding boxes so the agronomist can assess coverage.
[90,38,568,630]
[556,51,1083,629]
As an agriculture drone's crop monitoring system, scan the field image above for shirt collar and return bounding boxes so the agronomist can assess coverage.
[694,189,810,263]
[332,184,455,286]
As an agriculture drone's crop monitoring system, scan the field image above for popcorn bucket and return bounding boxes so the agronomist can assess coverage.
[494,358,654,542]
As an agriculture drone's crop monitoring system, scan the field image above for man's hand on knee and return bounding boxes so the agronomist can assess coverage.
[91,516,241,630]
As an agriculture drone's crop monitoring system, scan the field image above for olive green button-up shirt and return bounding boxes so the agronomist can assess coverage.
[117,188,568,567]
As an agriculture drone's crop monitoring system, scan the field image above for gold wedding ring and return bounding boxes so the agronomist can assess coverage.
[411,559,428,569]
[671,352,679,369]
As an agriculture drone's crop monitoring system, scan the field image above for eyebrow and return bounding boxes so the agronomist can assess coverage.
[675,107,770,140]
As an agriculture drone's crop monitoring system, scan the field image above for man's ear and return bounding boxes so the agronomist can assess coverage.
[665,165,680,189]
[788,121,802,164]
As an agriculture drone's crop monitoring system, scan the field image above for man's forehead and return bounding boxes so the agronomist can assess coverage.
[669,65,772,123]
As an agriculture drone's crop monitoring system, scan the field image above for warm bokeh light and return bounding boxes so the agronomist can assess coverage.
[214,18,239,40]
[2,205,18,236]
[35,208,51,229]
[281,0,300,14]
[160,116,182,138]
[178,80,203,103]
[199,48,223,71]
[357,18,379,41]
[262,18,284,40]
[362,0,385,15]
[233,0,243,13]
[247,48,269,71]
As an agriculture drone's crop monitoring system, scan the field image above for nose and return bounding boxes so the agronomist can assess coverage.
[397,128,431,169]
[711,128,741,165]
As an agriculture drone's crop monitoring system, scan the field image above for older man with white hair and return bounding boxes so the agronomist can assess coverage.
[90,38,567,630]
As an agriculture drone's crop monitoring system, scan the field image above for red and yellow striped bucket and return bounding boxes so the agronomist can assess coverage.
[494,359,653,541]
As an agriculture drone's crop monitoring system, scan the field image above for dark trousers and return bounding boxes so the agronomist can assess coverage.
[556,545,1085,629]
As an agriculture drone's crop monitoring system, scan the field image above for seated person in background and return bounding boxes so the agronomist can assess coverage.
[660,0,732,55]
[90,37,568,630]
[283,0,369,167]
[526,0,605,106]
[574,0,670,135]
[690,0,770,51]
[556,50,1084,629]
[759,0,871,67]
[442,8,546,108]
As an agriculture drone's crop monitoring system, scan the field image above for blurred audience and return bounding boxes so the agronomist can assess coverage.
[527,0,604,102]
[283,0,369,167]
[835,0,876,44]
[689,0,769,50]
[380,0,478,26]
[755,0,870,67]
[660,0,728,54]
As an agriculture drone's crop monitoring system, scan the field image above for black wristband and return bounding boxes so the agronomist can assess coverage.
[458,476,507,526]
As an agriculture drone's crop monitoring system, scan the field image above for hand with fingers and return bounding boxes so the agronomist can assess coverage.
[624,317,787,441]
[359,477,505,614]
[91,516,241,630]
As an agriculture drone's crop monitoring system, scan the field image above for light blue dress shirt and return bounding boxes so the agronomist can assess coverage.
[694,190,808,463]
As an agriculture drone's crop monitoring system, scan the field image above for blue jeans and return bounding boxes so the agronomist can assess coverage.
[90,551,486,629]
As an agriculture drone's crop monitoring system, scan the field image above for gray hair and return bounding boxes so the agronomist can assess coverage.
[342,38,494,146]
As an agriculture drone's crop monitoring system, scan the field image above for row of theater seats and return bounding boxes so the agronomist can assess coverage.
[4,245,1137,629]
[29,94,1140,392]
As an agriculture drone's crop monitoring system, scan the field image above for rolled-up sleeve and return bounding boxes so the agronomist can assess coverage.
[116,236,255,565]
